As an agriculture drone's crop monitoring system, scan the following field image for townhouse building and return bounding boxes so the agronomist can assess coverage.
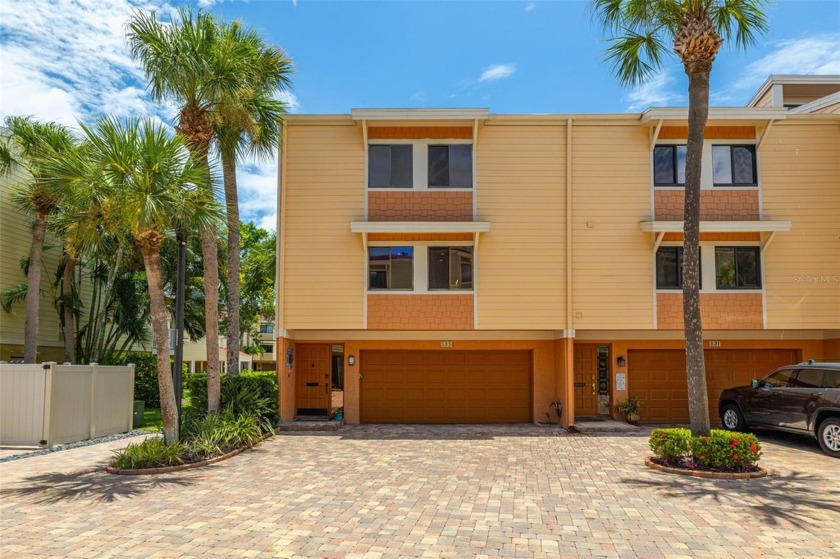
[275,75,840,426]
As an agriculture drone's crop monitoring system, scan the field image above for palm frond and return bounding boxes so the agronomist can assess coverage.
[712,0,770,50]
[605,30,668,87]
[1,283,28,313]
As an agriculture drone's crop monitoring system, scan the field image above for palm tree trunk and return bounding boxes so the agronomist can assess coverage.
[62,254,77,363]
[683,69,711,436]
[223,152,241,376]
[24,211,48,363]
[140,243,179,444]
[202,226,222,412]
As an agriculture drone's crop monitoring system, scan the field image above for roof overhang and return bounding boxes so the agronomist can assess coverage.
[640,107,787,126]
[351,221,491,234]
[747,74,840,108]
[351,108,489,122]
[639,220,792,233]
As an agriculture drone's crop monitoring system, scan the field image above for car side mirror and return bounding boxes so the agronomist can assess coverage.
[751,379,759,388]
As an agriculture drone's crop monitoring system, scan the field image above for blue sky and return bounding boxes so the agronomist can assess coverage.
[1,0,838,230]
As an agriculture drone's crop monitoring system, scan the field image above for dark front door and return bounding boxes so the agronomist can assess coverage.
[295,344,332,416]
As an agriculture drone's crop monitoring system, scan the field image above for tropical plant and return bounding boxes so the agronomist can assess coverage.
[112,437,186,469]
[212,21,292,376]
[0,117,78,363]
[591,0,769,435]
[48,116,221,444]
[240,222,277,333]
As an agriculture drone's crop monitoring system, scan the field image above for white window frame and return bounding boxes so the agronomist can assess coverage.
[367,240,475,294]
[366,139,474,191]
[652,139,760,191]
[655,241,764,295]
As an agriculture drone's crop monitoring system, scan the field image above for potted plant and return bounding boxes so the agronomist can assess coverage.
[615,397,642,425]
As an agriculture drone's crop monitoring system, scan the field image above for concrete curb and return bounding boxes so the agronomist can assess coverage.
[645,456,767,479]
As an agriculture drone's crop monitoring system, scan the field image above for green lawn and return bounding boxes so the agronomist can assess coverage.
[140,390,193,432]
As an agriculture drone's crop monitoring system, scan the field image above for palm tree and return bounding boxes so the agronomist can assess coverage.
[591,0,768,435]
[213,20,292,375]
[128,8,245,411]
[50,117,221,443]
[0,117,77,363]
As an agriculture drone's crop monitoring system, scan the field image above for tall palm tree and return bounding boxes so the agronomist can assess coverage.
[128,8,248,411]
[213,19,292,375]
[50,117,221,443]
[591,0,768,435]
[0,117,77,363]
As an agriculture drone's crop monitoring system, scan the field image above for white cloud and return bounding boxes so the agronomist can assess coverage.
[525,2,536,13]
[730,35,840,93]
[277,90,300,113]
[478,64,517,83]
[623,69,685,111]
[236,157,278,229]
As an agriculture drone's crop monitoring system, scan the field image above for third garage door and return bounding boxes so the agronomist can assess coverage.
[360,350,532,423]
[628,349,798,423]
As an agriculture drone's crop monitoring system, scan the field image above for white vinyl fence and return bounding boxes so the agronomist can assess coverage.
[0,362,135,446]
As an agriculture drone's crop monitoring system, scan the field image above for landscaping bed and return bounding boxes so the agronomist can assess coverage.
[647,427,766,478]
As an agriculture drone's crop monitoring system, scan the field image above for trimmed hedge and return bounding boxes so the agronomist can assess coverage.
[184,371,279,421]
[649,427,762,472]
[102,352,160,408]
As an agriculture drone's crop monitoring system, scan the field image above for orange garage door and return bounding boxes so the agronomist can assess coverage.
[628,349,799,423]
[360,350,532,423]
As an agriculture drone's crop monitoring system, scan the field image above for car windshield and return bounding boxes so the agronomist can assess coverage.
[760,369,793,388]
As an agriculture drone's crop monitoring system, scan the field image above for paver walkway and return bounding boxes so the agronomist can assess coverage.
[1,425,837,558]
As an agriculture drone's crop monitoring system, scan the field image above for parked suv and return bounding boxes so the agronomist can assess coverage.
[718,361,840,457]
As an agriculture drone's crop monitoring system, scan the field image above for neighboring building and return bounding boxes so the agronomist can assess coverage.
[275,75,840,426]
[182,333,253,373]
[251,320,278,371]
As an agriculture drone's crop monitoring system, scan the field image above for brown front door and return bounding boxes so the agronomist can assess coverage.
[295,344,332,416]
[574,345,598,416]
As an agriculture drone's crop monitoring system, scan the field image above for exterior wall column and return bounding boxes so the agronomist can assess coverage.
[277,337,296,422]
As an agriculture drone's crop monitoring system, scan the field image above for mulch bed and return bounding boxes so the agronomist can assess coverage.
[106,438,268,475]
[645,456,767,479]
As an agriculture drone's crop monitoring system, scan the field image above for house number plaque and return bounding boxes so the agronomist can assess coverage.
[440,341,453,348]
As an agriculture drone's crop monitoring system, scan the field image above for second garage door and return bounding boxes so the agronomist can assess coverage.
[360,350,532,423]
[628,349,799,423]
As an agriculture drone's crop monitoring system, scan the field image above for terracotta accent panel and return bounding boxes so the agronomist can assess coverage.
[657,292,763,330]
[662,232,761,242]
[655,189,760,220]
[658,126,756,140]
[367,294,474,330]
[368,233,474,242]
[368,190,473,221]
[368,127,472,139]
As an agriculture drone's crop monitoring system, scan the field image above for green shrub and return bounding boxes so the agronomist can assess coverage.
[690,430,762,470]
[111,437,184,469]
[102,352,160,408]
[648,428,692,465]
[184,371,278,421]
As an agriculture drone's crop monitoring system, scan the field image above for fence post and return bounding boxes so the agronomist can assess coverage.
[128,363,136,432]
[41,362,56,446]
[89,362,98,439]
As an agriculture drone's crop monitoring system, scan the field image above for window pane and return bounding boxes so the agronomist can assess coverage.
[763,369,793,388]
[428,145,449,186]
[390,246,413,289]
[824,370,840,389]
[390,145,413,187]
[369,146,391,188]
[731,146,755,184]
[793,369,823,389]
[712,146,732,184]
[653,146,674,185]
[656,247,680,288]
[368,247,390,289]
[450,247,473,289]
[676,146,687,184]
[735,248,760,288]
[428,247,449,289]
[715,248,736,288]
[449,145,472,187]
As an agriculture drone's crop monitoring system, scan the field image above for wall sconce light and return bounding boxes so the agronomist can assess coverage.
[617,355,626,367]
[348,355,356,366]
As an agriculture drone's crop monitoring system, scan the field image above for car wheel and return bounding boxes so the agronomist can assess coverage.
[817,418,840,458]
[721,404,746,432]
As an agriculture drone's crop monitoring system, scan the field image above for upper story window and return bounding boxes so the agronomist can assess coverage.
[428,145,472,188]
[369,145,413,188]
[656,246,701,289]
[259,324,274,334]
[429,247,473,290]
[715,246,761,289]
[653,145,686,186]
[261,344,274,354]
[369,246,413,290]
[712,145,757,186]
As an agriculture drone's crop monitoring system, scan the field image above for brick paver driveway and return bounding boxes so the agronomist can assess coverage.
[1,425,838,558]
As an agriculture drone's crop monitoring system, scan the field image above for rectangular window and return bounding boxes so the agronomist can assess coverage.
[656,247,701,289]
[259,324,274,334]
[428,145,473,188]
[368,145,413,188]
[715,247,761,289]
[368,246,413,290]
[260,344,274,354]
[653,145,686,186]
[428,247,473,290]
[712,145,757,186]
